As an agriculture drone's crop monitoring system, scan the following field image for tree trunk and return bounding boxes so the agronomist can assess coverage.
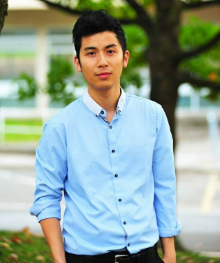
[147,0,182,149]
[149,56,179,147]
[0,0,8,34]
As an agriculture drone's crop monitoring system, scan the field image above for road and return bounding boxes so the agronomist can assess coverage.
[0,155,41,233]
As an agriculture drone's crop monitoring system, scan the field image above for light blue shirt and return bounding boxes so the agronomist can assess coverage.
[30,88,182,255]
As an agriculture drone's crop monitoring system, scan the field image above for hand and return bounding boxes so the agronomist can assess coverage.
[162,255,176,263]
[160,237,176,263]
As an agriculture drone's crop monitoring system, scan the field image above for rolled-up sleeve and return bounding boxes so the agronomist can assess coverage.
[30,120,67,222]
[152,105,182,237]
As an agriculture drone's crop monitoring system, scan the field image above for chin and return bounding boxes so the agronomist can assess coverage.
[93,84,115,91]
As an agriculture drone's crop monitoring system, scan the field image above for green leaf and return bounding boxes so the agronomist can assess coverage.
[121,25,148,89]
[14,73,38,101]
[179,16,220,100]
[47,55,76,105]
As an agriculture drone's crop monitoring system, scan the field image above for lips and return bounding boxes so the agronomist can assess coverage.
[97,72,111,79]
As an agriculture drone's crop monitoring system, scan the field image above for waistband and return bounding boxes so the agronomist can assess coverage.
[65,243,158,263]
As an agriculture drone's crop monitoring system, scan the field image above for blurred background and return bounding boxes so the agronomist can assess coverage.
[0,0,220,259]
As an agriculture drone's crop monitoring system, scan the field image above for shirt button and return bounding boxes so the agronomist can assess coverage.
[101,110,104,114]
[118,110,121,113]
[127,243,130,247]
[112,149,115,153]
[118,199,122,202]
[109,126,112,129]
[123,221,126,225]
[115,174,118,177]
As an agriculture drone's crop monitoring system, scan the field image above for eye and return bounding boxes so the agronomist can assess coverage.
[107,50,115,54]
[87,51,95,56]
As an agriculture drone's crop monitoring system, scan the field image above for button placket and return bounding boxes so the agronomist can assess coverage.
[109,124,119,182]
[108,119,128,236]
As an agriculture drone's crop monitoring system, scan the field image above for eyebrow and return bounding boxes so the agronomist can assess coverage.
[83,43,117,51]
[106,44,117,49]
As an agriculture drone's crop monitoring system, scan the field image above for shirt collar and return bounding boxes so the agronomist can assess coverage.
[83,87,126,117]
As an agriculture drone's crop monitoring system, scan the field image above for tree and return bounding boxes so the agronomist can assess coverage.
[0,0,8,34]
[15,56,75,106]
[38,0,220,146]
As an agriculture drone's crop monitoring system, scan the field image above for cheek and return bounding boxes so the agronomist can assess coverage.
[116,62,124,74]
[81,59,95,72]
[80,66,94,82]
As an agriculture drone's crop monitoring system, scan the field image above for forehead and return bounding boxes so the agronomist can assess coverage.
[80,31,121,50]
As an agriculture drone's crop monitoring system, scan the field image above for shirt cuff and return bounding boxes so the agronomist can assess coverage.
[158,221,182,237]
[30,203,61,223]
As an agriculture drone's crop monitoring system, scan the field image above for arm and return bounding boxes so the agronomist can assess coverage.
[152,105,182,262]
[160,237,176,263]
[40,218,66,263]
[30,120,67,260]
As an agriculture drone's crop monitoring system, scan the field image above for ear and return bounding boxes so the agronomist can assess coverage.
[123,50,130,68]
[74,55,82,72]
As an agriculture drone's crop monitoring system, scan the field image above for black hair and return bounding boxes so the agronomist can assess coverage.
[72,9,127,60]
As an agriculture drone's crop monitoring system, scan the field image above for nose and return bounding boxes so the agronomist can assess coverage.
[98,53,108,68]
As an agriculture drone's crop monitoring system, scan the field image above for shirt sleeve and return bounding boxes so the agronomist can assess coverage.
[29,119,67,222]
[152,104,182,237]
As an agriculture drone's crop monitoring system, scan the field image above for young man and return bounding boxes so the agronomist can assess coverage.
[30,9,182,263]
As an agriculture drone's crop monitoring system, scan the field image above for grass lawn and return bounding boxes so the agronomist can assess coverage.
[4,119,43,142]
[5,119,43,126]
[4,133,42,142]
[0,229,53,263]
[0,230,219,263]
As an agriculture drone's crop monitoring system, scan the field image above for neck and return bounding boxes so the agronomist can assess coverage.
[88,86,121,113]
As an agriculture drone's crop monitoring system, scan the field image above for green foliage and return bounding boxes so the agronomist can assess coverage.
[63,0,136,19]
[14,56,86,106]
[180,17,220,101]
[55,0,155,20]
[47,56,75,105]
[121,25,148,89]
[14,73,38,101]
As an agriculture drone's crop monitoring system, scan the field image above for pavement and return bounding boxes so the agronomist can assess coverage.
[0,116,220,257]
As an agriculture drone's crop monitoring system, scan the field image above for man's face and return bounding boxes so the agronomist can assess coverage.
[74,31,129,93]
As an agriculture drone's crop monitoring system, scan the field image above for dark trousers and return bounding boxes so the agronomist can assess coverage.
[65,248,164,263]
